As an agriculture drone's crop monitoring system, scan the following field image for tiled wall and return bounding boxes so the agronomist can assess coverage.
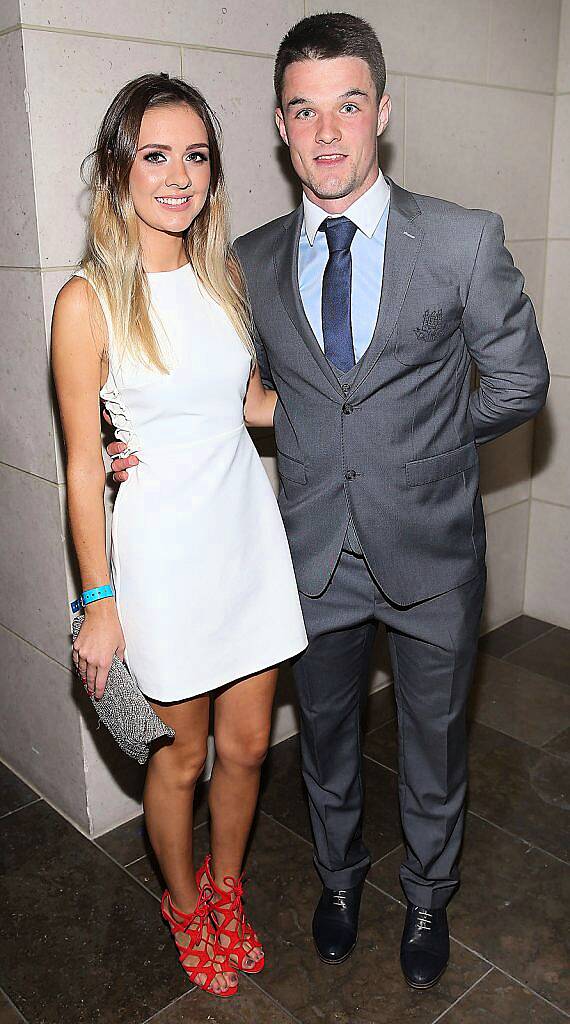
[0,0,561,833]
[525,0,570,628]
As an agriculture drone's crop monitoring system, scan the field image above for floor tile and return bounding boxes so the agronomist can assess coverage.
[467,722,570,862]
[0,801,189,1024]
[0,990,25,1024]
[363,683,396,733]
[0,763,38,819]
[370,813,570,1011]
[506,628,570,687]
[544,727,570,762]
[478,616,553,659]
[364,718,398,773]
[260,733,403,861]
[469,655,570,746]
[259,734,310,842]
[239,814,487,1024]
[128,825,210,901]
[439,968,568,1022]
[149,977,296,1022]
[97,782,209,866]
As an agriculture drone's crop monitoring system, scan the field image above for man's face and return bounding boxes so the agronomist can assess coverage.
[276,56,391,213]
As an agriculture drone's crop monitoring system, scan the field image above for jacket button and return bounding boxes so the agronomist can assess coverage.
[345,470,357,480]
[342,402,354,415]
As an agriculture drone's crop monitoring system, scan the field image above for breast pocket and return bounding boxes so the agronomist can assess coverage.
[395,287,463,367]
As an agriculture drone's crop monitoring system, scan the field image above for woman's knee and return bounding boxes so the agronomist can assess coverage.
[215,730,270,771]
[153,739,209,787]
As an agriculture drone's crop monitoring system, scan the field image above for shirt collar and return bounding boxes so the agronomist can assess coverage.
[302,171,390,246]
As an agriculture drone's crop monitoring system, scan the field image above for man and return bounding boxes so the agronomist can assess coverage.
[110,13,549,988]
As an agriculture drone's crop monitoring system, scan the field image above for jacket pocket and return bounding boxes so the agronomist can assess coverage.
[276,448,307,484]
[395,287,463,366]
[405,440,478,487]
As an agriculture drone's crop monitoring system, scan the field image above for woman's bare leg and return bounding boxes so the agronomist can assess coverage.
[208,667,278,967]
[144,694,237,994]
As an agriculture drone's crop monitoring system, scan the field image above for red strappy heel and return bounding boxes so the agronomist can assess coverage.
[161,887,239,997]
[196,854,265,974]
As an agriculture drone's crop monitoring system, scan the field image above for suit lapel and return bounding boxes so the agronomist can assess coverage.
[273,206,346,397]
[272,179,425,398]
[351,179,424,394]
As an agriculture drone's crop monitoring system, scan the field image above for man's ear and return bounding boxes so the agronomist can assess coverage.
[275,107,290,147]
[377,93,391,139]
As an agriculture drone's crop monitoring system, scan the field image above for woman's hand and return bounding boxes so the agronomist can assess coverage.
[244,362,278,428]
[72,601,126,700]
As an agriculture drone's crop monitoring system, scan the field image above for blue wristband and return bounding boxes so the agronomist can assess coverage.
[71,584,114,614]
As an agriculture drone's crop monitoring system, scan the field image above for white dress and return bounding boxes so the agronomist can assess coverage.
[76,264,307,701]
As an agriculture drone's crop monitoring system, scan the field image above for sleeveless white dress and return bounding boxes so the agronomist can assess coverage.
[76,264,307,702]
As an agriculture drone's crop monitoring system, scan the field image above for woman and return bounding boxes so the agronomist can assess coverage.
[52,74,307,999]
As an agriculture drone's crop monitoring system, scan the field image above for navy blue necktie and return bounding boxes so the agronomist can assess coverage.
[321,216,358,372]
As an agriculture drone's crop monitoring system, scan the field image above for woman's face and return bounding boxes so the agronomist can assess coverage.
[129,102,211,238]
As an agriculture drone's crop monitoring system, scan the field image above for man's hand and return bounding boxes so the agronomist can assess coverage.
[103,408,139,482]
[107,441,139,482]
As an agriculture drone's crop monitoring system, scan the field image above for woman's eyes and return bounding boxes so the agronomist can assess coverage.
[143,151,209,163]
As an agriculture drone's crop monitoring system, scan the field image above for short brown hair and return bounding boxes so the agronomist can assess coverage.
[274,12,386,107]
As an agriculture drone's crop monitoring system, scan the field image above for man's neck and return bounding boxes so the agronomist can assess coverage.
[302,166,381,216]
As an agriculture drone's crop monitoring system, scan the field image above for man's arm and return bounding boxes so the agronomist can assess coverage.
[233,236,275,390]
[462,213,549,445]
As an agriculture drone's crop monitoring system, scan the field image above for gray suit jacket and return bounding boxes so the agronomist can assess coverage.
[234,179,549,604]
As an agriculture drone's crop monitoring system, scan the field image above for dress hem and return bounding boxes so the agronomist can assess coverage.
[137,633,308,704]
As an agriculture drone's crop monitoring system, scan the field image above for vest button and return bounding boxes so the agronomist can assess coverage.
[342,402,354,415]
[345,470,357,480]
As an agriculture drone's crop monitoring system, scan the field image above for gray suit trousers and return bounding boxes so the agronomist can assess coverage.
[293,552,486,909]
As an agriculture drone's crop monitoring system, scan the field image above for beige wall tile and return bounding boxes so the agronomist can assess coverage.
[548,94,570,237]
[81,718,143,836]
[183,49,301,237]
[0,464,70,664]
[23,31,180,267]
[405,77,553,240]
[381,74,404,185]
[20,0,303,54]
[488,0,560,93]
[481,501,529,631]
[507,239,546,321]
[480,422,532,514]
[558,0,570,93]
[0,270,57,480]
[0,32,39,267]
[0,624,89,830]
[307,0,490,84]
[0,2,21,31]
[541,240,570,374]
[525,499,570,627]
[531,376,570,506]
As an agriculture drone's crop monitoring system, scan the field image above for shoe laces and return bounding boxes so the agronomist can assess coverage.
[414,906,433,932]
[332,890,349,910]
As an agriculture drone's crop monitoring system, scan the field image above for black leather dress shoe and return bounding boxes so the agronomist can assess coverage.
[400,902,450,988]
[312,882,364,964]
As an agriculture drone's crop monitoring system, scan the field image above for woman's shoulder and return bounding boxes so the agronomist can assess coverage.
[53,273,108,351]
[55,272,96,314]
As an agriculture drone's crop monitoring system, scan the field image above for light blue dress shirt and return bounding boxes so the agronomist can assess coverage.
[298,172,390,363]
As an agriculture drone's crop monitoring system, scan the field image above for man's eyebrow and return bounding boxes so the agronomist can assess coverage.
[340,88,369,100]
[286,88,369,109]
[137,142,210,152]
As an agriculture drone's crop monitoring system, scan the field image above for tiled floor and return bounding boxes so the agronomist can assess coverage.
[1,615,568,1023]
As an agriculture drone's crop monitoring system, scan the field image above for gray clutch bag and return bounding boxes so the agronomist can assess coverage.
[72,615,175,764]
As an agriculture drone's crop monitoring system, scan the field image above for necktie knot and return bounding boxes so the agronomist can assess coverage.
[321,216,357,254]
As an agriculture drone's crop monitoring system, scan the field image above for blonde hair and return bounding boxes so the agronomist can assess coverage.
[81,74,254,372]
